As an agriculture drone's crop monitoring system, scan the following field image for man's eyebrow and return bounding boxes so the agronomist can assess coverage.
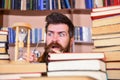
[59,31,67,34]
[47,30,66,33]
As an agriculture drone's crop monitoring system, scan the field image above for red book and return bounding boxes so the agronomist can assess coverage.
[113,0,119,5]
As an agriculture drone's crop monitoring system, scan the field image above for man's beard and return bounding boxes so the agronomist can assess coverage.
[44,41,70,53]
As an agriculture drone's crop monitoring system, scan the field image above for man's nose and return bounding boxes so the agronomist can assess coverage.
[52,34,59,42]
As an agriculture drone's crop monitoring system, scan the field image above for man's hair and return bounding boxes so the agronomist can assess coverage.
[45,12,74,38]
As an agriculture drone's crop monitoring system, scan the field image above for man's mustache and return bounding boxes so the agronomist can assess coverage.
[45,42,64,53]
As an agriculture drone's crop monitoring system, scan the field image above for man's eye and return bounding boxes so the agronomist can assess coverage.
[59,33,66,37]
[47,33,53,36]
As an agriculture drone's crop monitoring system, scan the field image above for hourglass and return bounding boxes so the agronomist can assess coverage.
[12,22,31,63]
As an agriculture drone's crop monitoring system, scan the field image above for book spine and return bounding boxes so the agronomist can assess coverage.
[37,0,41,10]
[93,0,104,8]
[61,0,66,9]
[79,27,83,41]
[85,0,93,9]
[8,27,15,44]
[39,28,42,43]
[64,0,71,9]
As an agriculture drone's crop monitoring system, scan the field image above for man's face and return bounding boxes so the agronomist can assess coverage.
[45,24,71,53]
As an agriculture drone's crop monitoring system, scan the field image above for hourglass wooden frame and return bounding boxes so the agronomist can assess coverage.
[12,22,31,63]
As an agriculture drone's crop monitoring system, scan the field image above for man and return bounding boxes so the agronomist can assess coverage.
[24,12,74,63]
[38,12,74,62]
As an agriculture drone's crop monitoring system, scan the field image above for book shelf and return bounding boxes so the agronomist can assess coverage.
[0,8,93,54]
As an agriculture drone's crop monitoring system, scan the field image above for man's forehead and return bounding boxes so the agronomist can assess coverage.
[47,24,69,31]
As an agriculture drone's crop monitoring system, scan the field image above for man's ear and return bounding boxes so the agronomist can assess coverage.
[70,37,74,47]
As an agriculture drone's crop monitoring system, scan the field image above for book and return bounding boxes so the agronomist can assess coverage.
[21,0,27,10]
[0,59,9,63]
[92,45,120,52]
[106,61,120,69]
[93,0,104,8]
[107,70,120,79]
[21,76,96,80]
[91,8,120,19]
[64,0,71,9]
[0,47,7,53]
[104,51,120,61]
[93,37,120,47]
[0,63,46,73]
[8,27,16,44]
[48,60,106,72]
[85,0,93,9]
[0,54,9,59]
[0,72,41,80]
[92,23,120,35]
[92,5,120,12]
[47,71,107,80]
[92,15,120,27]
[92,33,120,40]
[0,42,7,48]
[0,30,8,35]
[48,53,105,61]
[0,34,8,42]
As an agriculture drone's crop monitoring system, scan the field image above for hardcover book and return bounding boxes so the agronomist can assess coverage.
[106,61,120,69]
[0,54,9,59]
[107,70,120,79]
[0,63,46,73]
[92,45,120,52]
[0,72,41,80]
[48,59,106,72]
[48,53,105,61]
[47,71,107,80]
[91,8,120,19]
[21,76,96,80]
[92,15,120,27]
[93,37,120,47]
[92,5,120,12]
[104,51,120,61]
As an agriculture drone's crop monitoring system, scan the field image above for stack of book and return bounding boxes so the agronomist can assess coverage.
[47,53,107,80]
[0,27,10,63]
[91,5,120,79]
[0,62,47,80]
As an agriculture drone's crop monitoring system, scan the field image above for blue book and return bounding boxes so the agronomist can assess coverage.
[30,29,32,43]
[8,27,11,44]
[26,0,30,10]
[61,0,66,9]
[40,0,44,10]
[8,27,15,44]
[39,28,42,43]
[64,0,71,9]
[85,0,93,9]
[46,0,50,10]
[74,27,79,41]
[79,27,83,41]
[52,0,56,9]
[37,0,41,10]
[34,28,38,43]
[52,0,59,10]
[32,28,35,43]
[37,0,48,10]
[77,27,80,41]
